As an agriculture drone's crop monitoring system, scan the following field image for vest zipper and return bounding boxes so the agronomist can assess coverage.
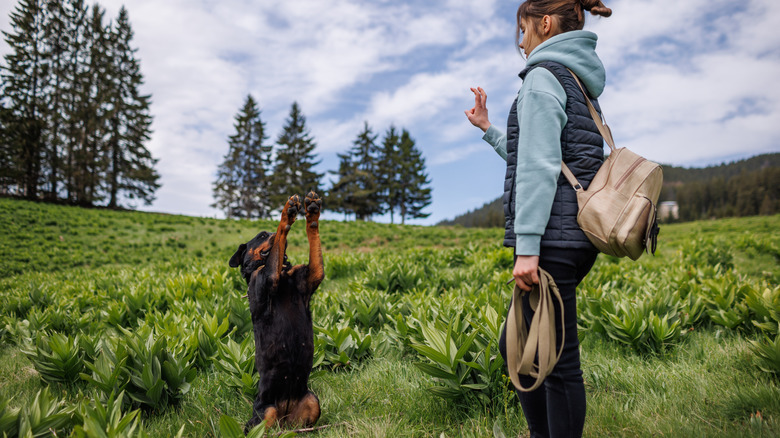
[615,157,646,190]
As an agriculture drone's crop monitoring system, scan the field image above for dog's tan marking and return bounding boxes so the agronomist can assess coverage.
[289,393,321,426]
[249,241,272,261]
[263,406,278,427]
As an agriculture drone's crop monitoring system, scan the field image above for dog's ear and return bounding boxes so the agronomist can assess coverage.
[229,243,247,268]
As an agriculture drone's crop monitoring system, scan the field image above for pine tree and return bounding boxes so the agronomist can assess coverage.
[0,100,19,194]
[376,125,402,223]
[327,151,360,221]
[349,122,382,220]
[212,95,272,219]
[270,102,322,208]
[39,0,78,200]
[1,0,48,198]
[61,0,90,203]
[67,3,111,205]
[326,122,382,221]
[104,6,158,207]
[395,129,431,224]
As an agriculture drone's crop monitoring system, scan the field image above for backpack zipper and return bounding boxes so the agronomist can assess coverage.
[615,157,646,190]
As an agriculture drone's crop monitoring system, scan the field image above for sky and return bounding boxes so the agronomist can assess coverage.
[1,0,779,224]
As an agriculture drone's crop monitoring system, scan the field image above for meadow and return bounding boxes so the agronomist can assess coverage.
[1,197,778,437]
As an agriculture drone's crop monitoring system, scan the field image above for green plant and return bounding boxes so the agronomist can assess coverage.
[0,397,20,438]
[602,304,649,352]
[344,286,388,330]
[120,326,196,411]
[81,339,131,399]
[215,337,258,398]
[410,311,503,404]
[745,286,780,336]
[15,387,74,437]
[193,313,231,369]
[71,391,151,438]
[363,259,428,293]
[228,295,253,339]
[314,323,372,369]
[646,311,681,353]
[21,332,86,384]
[750,333,780,376]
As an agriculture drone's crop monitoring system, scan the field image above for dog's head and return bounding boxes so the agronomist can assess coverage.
[229,231,290,282]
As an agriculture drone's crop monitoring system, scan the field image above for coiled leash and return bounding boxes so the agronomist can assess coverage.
[505,268,564,392]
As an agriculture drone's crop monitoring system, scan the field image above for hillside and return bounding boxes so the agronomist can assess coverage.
[440,152,779,227]
[0,198,499,278]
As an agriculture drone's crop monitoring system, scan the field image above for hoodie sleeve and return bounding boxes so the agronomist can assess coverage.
[513,67,567,256]
[482,124,508,161]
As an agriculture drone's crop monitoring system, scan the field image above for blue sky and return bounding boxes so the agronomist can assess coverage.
[1,0,779,224]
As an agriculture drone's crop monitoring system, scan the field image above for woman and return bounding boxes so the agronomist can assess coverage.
[465,1,612,437]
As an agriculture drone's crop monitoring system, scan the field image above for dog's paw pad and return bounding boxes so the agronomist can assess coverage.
[304,191,322,217]
[284,195,302,219]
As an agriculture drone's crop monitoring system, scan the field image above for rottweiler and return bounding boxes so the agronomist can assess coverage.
[229,191,323,432]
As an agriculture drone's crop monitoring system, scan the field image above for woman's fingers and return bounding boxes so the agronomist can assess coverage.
[466,87,490,131]
[470,87,487,108]
[515,277,531,291]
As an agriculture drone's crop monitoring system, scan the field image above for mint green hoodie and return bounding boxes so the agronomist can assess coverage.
[482,30,606,255]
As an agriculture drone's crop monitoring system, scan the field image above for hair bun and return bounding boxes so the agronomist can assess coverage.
[580,0,612,17]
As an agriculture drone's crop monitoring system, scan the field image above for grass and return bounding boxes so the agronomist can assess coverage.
[0,198,778,437]
[3,329,777,437]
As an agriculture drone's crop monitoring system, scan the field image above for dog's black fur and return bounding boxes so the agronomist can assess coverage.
[229,192,323,431]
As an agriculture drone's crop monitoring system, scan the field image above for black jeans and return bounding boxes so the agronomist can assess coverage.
[499,247,598,438]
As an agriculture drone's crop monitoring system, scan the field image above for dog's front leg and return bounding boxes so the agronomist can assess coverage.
[267,194,301,288]
[303,191,324,290]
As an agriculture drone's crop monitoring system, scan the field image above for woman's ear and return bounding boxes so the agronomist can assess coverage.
[229,243,247,268]
[542,15,551,35]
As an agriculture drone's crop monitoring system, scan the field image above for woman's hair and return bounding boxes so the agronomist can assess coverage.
[515,0,612,47]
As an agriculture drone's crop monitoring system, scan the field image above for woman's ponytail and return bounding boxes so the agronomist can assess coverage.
[580,0,612,17]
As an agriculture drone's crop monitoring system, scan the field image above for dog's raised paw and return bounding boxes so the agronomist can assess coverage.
[284,194,302,222]
[304,191,322,220]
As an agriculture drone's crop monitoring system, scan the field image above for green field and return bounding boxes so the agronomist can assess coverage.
[1,198,779,437]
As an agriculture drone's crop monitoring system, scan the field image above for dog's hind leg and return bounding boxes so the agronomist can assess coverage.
[303,191,324,290]
[267,194,301,288]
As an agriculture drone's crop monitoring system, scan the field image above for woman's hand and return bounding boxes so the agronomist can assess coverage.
[513,255,539,292]
[465,87,491,132]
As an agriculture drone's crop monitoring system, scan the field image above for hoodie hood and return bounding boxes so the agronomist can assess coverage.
[525,30,605,98]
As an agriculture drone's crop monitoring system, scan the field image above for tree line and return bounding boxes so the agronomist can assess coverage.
[0,0,158,207]
[212,95,432,224]
[662,155,779,221]
[440,153,779,227]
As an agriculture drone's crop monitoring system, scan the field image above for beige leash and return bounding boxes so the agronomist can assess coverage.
[505,268,564,392]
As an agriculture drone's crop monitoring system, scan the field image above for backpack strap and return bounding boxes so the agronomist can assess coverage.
[559,68,616,191]
[566,68,616,153]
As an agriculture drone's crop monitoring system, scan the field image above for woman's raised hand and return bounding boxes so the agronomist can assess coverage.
[464,87,491,132]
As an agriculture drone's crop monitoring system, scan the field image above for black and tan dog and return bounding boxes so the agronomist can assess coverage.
[229,191,323,431]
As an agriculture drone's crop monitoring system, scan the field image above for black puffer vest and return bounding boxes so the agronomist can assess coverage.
[503,61,604,250]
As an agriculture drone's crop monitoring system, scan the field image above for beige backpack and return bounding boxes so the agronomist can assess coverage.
[561,70,662,260]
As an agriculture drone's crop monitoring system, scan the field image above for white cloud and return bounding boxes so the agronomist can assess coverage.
[589,0,780,165]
